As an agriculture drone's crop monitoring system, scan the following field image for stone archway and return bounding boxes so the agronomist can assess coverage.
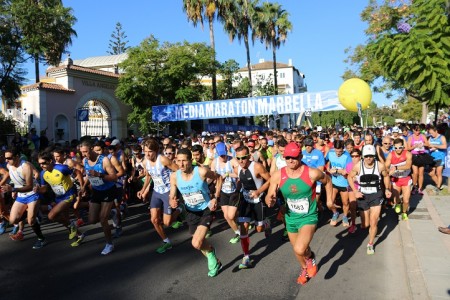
[80,99,111,138]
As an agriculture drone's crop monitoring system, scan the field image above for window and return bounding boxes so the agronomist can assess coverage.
[279,72,285,78]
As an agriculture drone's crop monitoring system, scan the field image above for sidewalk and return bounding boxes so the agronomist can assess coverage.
[400,186,450,299]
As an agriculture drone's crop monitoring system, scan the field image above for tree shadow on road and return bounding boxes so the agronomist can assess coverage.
[318,226,368,279]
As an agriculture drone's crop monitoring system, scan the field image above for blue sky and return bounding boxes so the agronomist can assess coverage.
[23,0,390,106]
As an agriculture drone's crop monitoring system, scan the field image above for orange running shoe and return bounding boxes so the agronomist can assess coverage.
[10,231,24,241]
[305,252,318,278]
[297,268,309,285]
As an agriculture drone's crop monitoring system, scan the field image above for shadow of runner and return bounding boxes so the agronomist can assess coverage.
[375,206,399,247]
[318,226,368,279]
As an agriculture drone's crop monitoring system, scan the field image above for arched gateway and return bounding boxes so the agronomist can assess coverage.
[8,54,130,143]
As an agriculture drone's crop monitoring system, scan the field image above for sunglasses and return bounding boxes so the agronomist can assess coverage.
[285,156,299,160]
[394,146,404,150]
[351,155,360,158]
[236,155,249,161]
[165,152,174,155]
[364,155,375,158]
[38,161,49,166]
[163,144,170,146]
[132,152,141,155]
[5,157,13,160]
[383,143,390,145]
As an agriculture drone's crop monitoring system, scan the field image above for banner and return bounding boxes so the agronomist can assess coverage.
[152,90,344,122]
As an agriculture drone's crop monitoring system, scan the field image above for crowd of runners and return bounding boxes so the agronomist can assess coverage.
[0,122,448,284]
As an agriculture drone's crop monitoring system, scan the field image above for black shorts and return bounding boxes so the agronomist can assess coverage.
[219,191,240,207]
[357,191,383,211]
[412,153,434,167]
[333,184,348,193]
[185,208,213,235]
[91,186,116,204]
[238,198,266,223]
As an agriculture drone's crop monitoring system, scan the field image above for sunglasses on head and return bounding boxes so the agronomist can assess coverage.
[236,155,249,161]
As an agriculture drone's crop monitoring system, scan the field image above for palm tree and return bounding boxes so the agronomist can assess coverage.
[254,2,292,95]
[221,0,259,93]
[11,0,77,83]
[183,0,225,100]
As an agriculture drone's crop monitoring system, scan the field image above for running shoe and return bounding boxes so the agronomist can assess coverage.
[401,213,409,221]
[10,231,24,241]
[411,186,418,195]
[10,225,19,235]
[394,204,401,214]
[32,239,47,250]
[264,218,272,237]
[367,243,374,255]
[114,226,123,238]
[0,221,7,235]
[69,224,78,240]
[229,234,240,244]
[342,216,350,227]
[101,243,114,255]
[206,248,221,277]
[418,189,424,195]
[348,224,356,234]
[171,221,183,229]
[238,256,253,269]
[281,229,289,242]
[156,242,172,254]
[305,252,318,278]
[330,212,339,226]
[71,234,85,247]
[297,268,309,285]
[205,230,213,239]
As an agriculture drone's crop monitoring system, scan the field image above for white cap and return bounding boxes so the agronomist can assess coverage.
[111,139,120,146]
[245,131,251,137]
[317,126,323,132]
[392,126,399,133]
[362,144,376,157]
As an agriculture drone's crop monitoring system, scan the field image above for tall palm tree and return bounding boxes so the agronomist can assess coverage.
[221,0,259,93]
[254,2,292,95]
[183,0,225,100]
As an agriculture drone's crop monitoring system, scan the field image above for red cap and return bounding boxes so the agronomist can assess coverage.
[247,140,255,147]
[251,134,258,140]
[283,142,301,158]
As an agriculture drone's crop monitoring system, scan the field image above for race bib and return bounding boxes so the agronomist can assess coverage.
[152,176,165,188]
[360,186,377,194]
[242,189,260,203]
[51,184,66,196]
[222,178,235,193]
[287,197,309,214]
[183,191,206,206]
[89,176,104,187]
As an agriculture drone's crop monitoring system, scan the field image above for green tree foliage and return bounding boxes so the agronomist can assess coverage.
[217,59,251,99]
[344,0,450,108]
[10,0,77,83]
[253,1,292,95]
[115,36,215,133]
[398,97,424,123]
[0,1,26,102]
[108,22,129,55]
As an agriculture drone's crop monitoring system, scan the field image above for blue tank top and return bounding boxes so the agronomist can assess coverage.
[176,166,210,212]
[84,155,115,191]
[429,134,446,161]
[146,155,171,194]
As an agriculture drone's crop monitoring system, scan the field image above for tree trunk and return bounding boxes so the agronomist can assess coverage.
[421,101,428,124]
[272,43,278,95]
[208,17,217,100]
[34,53,40,83]
[244,34,252,94]
[434,103,439,125]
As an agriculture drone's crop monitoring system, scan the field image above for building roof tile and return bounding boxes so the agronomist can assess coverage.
[21,82,76,93]
[46,64,120,78]
[238,61,291,72]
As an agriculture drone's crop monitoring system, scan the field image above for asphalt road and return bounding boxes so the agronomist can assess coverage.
[0,202,410,300]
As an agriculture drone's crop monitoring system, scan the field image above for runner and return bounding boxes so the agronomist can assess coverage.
[79,140,118,255]
[407,125,429,195]
[266,142,333,285]
[37,151,85,246]
[385,138,413,220]
[2,148,46,249]
[325,140,352,227]
[137,138,180,253]
[428,125,447,191]
[210,142,240,244]
[235,145,271,269]
[347,145,392,255]
[346,148,362,233]
[169,148,223,277]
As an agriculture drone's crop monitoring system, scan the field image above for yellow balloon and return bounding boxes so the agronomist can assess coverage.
[338,78,372,112]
